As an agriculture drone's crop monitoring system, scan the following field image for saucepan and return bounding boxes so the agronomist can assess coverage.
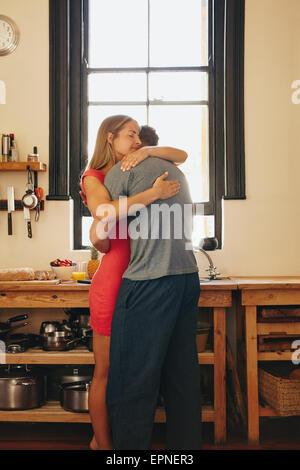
[41,330,83,351]
[0,364,46,410]
[45,365,94,400]
[60,380,91,413]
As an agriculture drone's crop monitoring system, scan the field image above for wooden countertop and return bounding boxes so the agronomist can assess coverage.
[231,276,300,289]
[1,277,300,292]
[0,278,238,292]
[0,280,90,291]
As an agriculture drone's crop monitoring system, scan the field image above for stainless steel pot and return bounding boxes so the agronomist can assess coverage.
[0,365,46,410]
[64,309,90,334]
[39,321,61,335]
[60,380,90,413]
[45,365,94,400]
[41,331,82,351]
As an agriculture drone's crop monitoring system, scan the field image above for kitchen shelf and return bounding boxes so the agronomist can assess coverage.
[0,402,215,423]
[258,405,299,418]
[259,405,278,417]
[0,281,236,444]
[258,350,299,361]
[235,276,300,444]
[4,347,214,365]
[0,162,47,172]
[4,346,94,365]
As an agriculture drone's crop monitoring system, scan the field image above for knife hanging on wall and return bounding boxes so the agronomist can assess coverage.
[7,186,15,236]
[23,206,32,238]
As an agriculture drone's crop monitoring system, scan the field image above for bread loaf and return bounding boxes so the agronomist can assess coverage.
[34,270,56,280]
[34,270,47,280]
[0,268,35,281]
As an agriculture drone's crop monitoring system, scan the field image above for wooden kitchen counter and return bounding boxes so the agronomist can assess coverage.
[0,278,238,443]
[0,281,90,308]
[231,276,300,444]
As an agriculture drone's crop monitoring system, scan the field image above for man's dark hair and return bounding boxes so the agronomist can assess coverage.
[139,125,159,146]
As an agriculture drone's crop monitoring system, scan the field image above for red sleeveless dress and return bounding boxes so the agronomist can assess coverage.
[81,169,130,336]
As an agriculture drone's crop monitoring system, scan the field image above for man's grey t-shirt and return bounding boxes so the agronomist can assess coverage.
[104,157,198,280]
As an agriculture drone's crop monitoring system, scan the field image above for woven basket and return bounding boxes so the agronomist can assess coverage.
[259,367,300,416]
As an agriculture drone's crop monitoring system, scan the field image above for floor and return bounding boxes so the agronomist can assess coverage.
[0,418,300,450]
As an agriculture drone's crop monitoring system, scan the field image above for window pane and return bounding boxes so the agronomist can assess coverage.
[88,105,147,160]
[148,105,209,202]
[150,0,208,67]
[149,72,208,102]
[192,215,214,248]
[89,0,148,67]
[82,217,93,247]
[89,73,147,102]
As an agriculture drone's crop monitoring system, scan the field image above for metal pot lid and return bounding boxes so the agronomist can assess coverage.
[62,380,91,391]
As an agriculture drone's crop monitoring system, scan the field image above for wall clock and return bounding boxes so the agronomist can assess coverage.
[0,15,20,56]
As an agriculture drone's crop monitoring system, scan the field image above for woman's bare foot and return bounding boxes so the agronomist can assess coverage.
[89,434,101,450]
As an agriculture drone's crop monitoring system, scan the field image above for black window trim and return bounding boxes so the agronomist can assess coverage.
[48,0,245,250]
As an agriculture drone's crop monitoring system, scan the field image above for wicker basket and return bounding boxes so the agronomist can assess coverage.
[259,367,300,416]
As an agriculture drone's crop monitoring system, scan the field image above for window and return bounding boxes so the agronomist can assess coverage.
[48,0,245,250]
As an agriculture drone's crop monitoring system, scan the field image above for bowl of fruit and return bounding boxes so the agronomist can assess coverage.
[50,259,77,281]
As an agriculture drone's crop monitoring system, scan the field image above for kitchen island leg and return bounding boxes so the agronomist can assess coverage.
[213,307,226,444]
[245,306,259,444]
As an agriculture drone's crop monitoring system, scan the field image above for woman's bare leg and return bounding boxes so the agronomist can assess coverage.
[88,332,113,450]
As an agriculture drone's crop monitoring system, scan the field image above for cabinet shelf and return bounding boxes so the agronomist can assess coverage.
[259,405,279,417]
[258,350,298,361]
[0,162,47,172]
[4,347,214,365]
[5,346,94,365]
[0,401,215,423]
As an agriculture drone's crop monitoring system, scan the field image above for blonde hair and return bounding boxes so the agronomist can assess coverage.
[87,115,135,171]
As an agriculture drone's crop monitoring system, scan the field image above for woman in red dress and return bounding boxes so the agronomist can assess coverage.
[80,115,188,450]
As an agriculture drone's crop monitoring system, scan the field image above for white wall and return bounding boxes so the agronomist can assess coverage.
[0,0,299,275]
[197,0,300,276]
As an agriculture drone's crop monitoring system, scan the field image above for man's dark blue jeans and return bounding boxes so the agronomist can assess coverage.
[106,272,202,450]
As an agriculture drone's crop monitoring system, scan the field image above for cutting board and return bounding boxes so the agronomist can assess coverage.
[0,280,61,285]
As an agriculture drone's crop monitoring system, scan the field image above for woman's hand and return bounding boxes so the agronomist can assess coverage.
[152,171,180,200]
[120,147,150,171]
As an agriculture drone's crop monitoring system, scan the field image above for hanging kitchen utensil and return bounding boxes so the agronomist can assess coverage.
[21,168,37,238]
[34,187,43,222]
[7,186,15,236]
[22,167,38,211]
[23,206,32,238]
